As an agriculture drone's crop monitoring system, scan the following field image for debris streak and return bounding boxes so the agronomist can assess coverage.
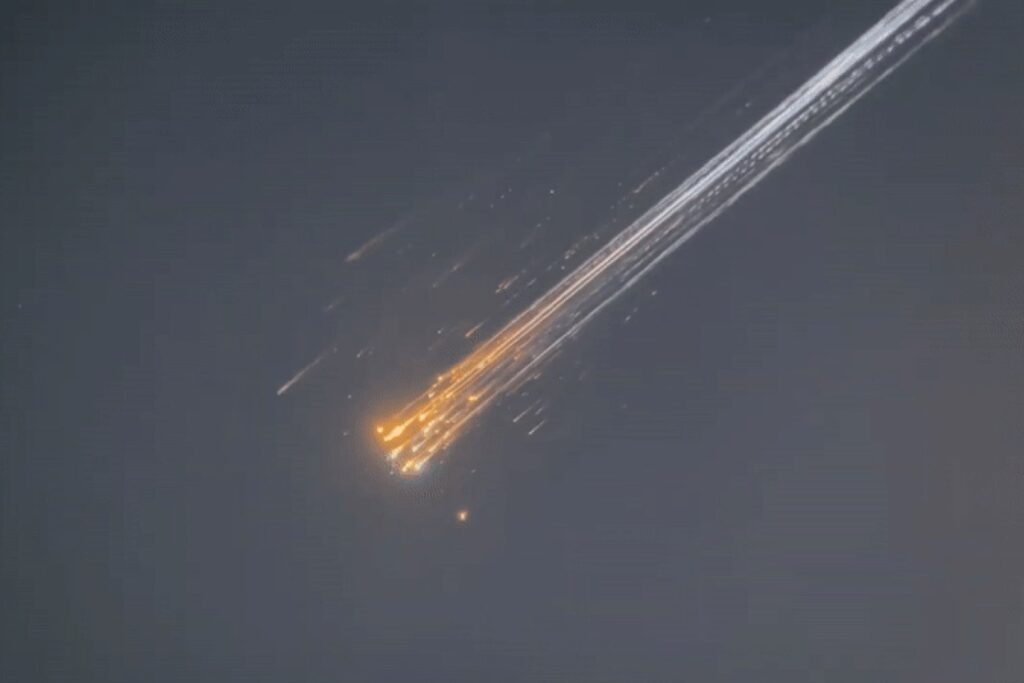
[375,0,971,475]
[277,349,332,396]
[345,222,401,264]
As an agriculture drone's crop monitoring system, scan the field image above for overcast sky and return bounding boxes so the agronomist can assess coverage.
[2,1,1022,681]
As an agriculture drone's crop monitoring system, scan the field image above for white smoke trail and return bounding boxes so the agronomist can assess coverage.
[377,0,973,474]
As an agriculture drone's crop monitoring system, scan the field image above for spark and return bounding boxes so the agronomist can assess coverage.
[464,320,487,339]
[495,273,521,294]
[373,0,971,475]
[456,509,469,523]
[512,398,544,423]
[276,348,332,396]
[431,248,479,288]
[631,169,662,195]
[322,294,346,313]
[345,223,401,264]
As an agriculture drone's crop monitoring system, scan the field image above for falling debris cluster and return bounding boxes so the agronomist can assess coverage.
[372,0,970,475]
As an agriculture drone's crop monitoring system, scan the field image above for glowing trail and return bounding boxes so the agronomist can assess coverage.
[345,222,401,264]
[277,348,332,396]
[527,420,548,437]
[375,0,971,475]
[464,320,487,339]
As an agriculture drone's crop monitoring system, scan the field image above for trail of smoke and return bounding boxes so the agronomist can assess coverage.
[376,0,972,474]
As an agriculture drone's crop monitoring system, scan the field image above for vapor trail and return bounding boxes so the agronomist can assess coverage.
[376,0,972,474]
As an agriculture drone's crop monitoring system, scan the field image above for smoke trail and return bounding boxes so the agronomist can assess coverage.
[376,0,972,474]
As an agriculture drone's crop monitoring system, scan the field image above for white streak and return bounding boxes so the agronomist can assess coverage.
[277,349,330,396]
[375,0,972,473]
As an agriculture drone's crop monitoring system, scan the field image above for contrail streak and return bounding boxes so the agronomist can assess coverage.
[375,0,972,475]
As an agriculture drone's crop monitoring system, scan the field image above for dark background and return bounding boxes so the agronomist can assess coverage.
[2,1,1022,681]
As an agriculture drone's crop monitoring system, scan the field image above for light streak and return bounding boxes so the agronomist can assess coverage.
[512,398,544,424]
[464,320,487,339]
[495,273,522,294]
[277,349,332,396]
[345,222,401,264]
[631,169,662,195]
[374,0,971,475]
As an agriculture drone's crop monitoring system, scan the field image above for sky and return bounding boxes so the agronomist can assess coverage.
[2,1,1022,681]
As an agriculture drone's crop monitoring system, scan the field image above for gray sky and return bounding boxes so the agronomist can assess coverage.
[2,1,1022,681]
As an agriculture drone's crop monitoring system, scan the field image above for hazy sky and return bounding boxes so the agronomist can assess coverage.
[2,1,1022,681]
